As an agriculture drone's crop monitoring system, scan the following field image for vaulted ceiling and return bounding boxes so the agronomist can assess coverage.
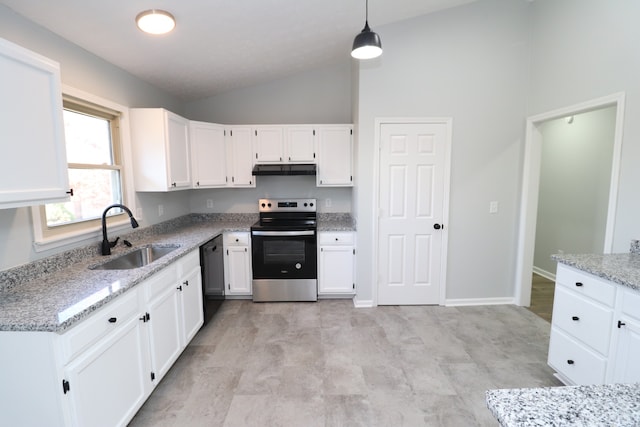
[1,0,475,101]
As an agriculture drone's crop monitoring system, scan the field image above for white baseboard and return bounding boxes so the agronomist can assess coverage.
[353,298,374,308]
[532,266,556,282]
[445,297,515,306]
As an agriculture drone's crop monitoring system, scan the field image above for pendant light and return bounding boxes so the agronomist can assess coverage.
[351,0,382,60]
[136,9,176,35]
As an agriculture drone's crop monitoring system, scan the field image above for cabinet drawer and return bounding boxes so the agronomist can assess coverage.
[620,287,640,322]
[318,232,354,245]
[556,264,616,307]
[552,286,613,355]
[144,263,178,301]
[224,232,249,246]
[60,289,140,363]
[548,326,607,385]
[179,250,200,274]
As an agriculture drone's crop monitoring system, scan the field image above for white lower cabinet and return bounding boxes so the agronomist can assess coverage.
[0,249,204,427]
[63,314,147,427]
[549,263,640,385]
[224,232,252,296]
[318,232,355,295]
[612,287,640,383]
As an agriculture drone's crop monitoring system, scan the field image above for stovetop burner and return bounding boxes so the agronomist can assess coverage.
[251,198,317,231]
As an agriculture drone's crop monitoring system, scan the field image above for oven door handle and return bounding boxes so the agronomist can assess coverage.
[251,230,315,237]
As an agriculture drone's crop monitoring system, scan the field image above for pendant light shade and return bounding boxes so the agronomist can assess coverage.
[351,0,382,59]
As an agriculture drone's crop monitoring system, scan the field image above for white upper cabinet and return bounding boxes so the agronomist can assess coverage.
[317,125,353,187]
[130,108,191,191]
[228,126,256,187]
[0,38,70,209]
[190,121,227,188]
[254,125,317,164]
[254,126,284,163]
[286,126,316,163]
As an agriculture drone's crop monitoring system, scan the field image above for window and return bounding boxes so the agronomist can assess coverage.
[32,91,133,248]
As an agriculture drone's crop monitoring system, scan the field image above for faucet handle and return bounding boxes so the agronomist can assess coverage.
[109,237,120,248]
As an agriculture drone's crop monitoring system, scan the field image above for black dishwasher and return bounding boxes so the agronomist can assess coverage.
[200,235,224,324]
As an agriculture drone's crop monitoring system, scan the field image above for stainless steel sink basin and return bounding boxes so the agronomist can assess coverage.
[90,245,179,270]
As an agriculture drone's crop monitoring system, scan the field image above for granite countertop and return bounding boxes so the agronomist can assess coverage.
[486,383,640,426]
[552,252,640,292]
[0,212,354,333]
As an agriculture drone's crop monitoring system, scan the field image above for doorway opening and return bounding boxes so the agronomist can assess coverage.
[514,93,625,307]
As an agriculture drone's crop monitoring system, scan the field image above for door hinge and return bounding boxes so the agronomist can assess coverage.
[62,379,70,394]
[151,372,156,381]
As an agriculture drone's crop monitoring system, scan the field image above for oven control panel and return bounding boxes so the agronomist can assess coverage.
[258,198,316,212]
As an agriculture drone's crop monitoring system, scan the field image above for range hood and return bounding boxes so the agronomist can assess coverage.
[252,163,316,176]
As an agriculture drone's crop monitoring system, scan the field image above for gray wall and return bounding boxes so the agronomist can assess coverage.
[534,107,616,276]
[0,5,188,270]
[529,0,640,253]
[355,0,530,302]
[184,59,352,124]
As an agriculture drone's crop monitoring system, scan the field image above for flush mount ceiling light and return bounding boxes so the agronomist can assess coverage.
[351,0,382,60]
[136,9,176,35]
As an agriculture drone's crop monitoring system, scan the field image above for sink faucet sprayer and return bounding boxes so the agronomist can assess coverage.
[101,204,139,255]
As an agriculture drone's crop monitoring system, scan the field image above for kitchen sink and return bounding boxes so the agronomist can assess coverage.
[90,245,180,270]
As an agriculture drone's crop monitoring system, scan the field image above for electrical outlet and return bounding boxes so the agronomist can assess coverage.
[326,198,332,208]
[489,201,499,214]
[158,204,164,217]
[206,199,214,209]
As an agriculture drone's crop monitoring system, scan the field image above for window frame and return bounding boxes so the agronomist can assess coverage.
[31,86,137,252]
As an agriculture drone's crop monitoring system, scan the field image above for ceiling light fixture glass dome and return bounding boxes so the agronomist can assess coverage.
[136,9,176,35]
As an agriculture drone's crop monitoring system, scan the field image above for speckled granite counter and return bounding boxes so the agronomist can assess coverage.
[486,383,640,426]
[317,213,356,231]
[0,213,256,333]
[0,212,355,333]
[552,252,640,292]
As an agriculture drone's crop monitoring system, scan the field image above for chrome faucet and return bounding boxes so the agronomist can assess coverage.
[101,204,139,255]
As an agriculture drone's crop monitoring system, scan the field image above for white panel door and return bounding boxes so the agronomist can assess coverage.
[166,112,191,189]
[378,122,448,305]
[190,122,227,187]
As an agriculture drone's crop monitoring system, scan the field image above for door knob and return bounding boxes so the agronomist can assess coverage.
[433,224,442,230]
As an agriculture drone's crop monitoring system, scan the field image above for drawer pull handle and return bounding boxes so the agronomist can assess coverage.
[183,280,189,286]
[618,320,626,328]
[177,285,183,291]
[575,282,584,287]
[567,359,575,365]
[572,316,580,321]
[108,317,117,323]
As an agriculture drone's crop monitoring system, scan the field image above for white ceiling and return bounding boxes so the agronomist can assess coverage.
[1,0,475,101]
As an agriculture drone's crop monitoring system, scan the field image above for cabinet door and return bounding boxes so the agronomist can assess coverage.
[317,126,353,186]
[319,245,355,294]
[63,316,147,427]
[612,319,640,383]
[166,112,191,189]
[0,38,69,208]
[254,126,284,163]
[286,126,316,163]
[190,122,227,187]
[180,266,204,344]
[225,246,252,295]
[229,127,255,187]
[146,283,182,384]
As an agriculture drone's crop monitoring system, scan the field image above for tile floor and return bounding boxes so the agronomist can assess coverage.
[129,300,562,427]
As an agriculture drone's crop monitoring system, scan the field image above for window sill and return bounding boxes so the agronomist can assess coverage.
[33,219,140,253]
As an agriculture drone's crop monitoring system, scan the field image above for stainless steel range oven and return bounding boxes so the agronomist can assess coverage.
[251,198,317,302]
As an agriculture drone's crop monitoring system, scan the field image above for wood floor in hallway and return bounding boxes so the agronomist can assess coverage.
[129,300,561,426]
[527,273,556,322]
